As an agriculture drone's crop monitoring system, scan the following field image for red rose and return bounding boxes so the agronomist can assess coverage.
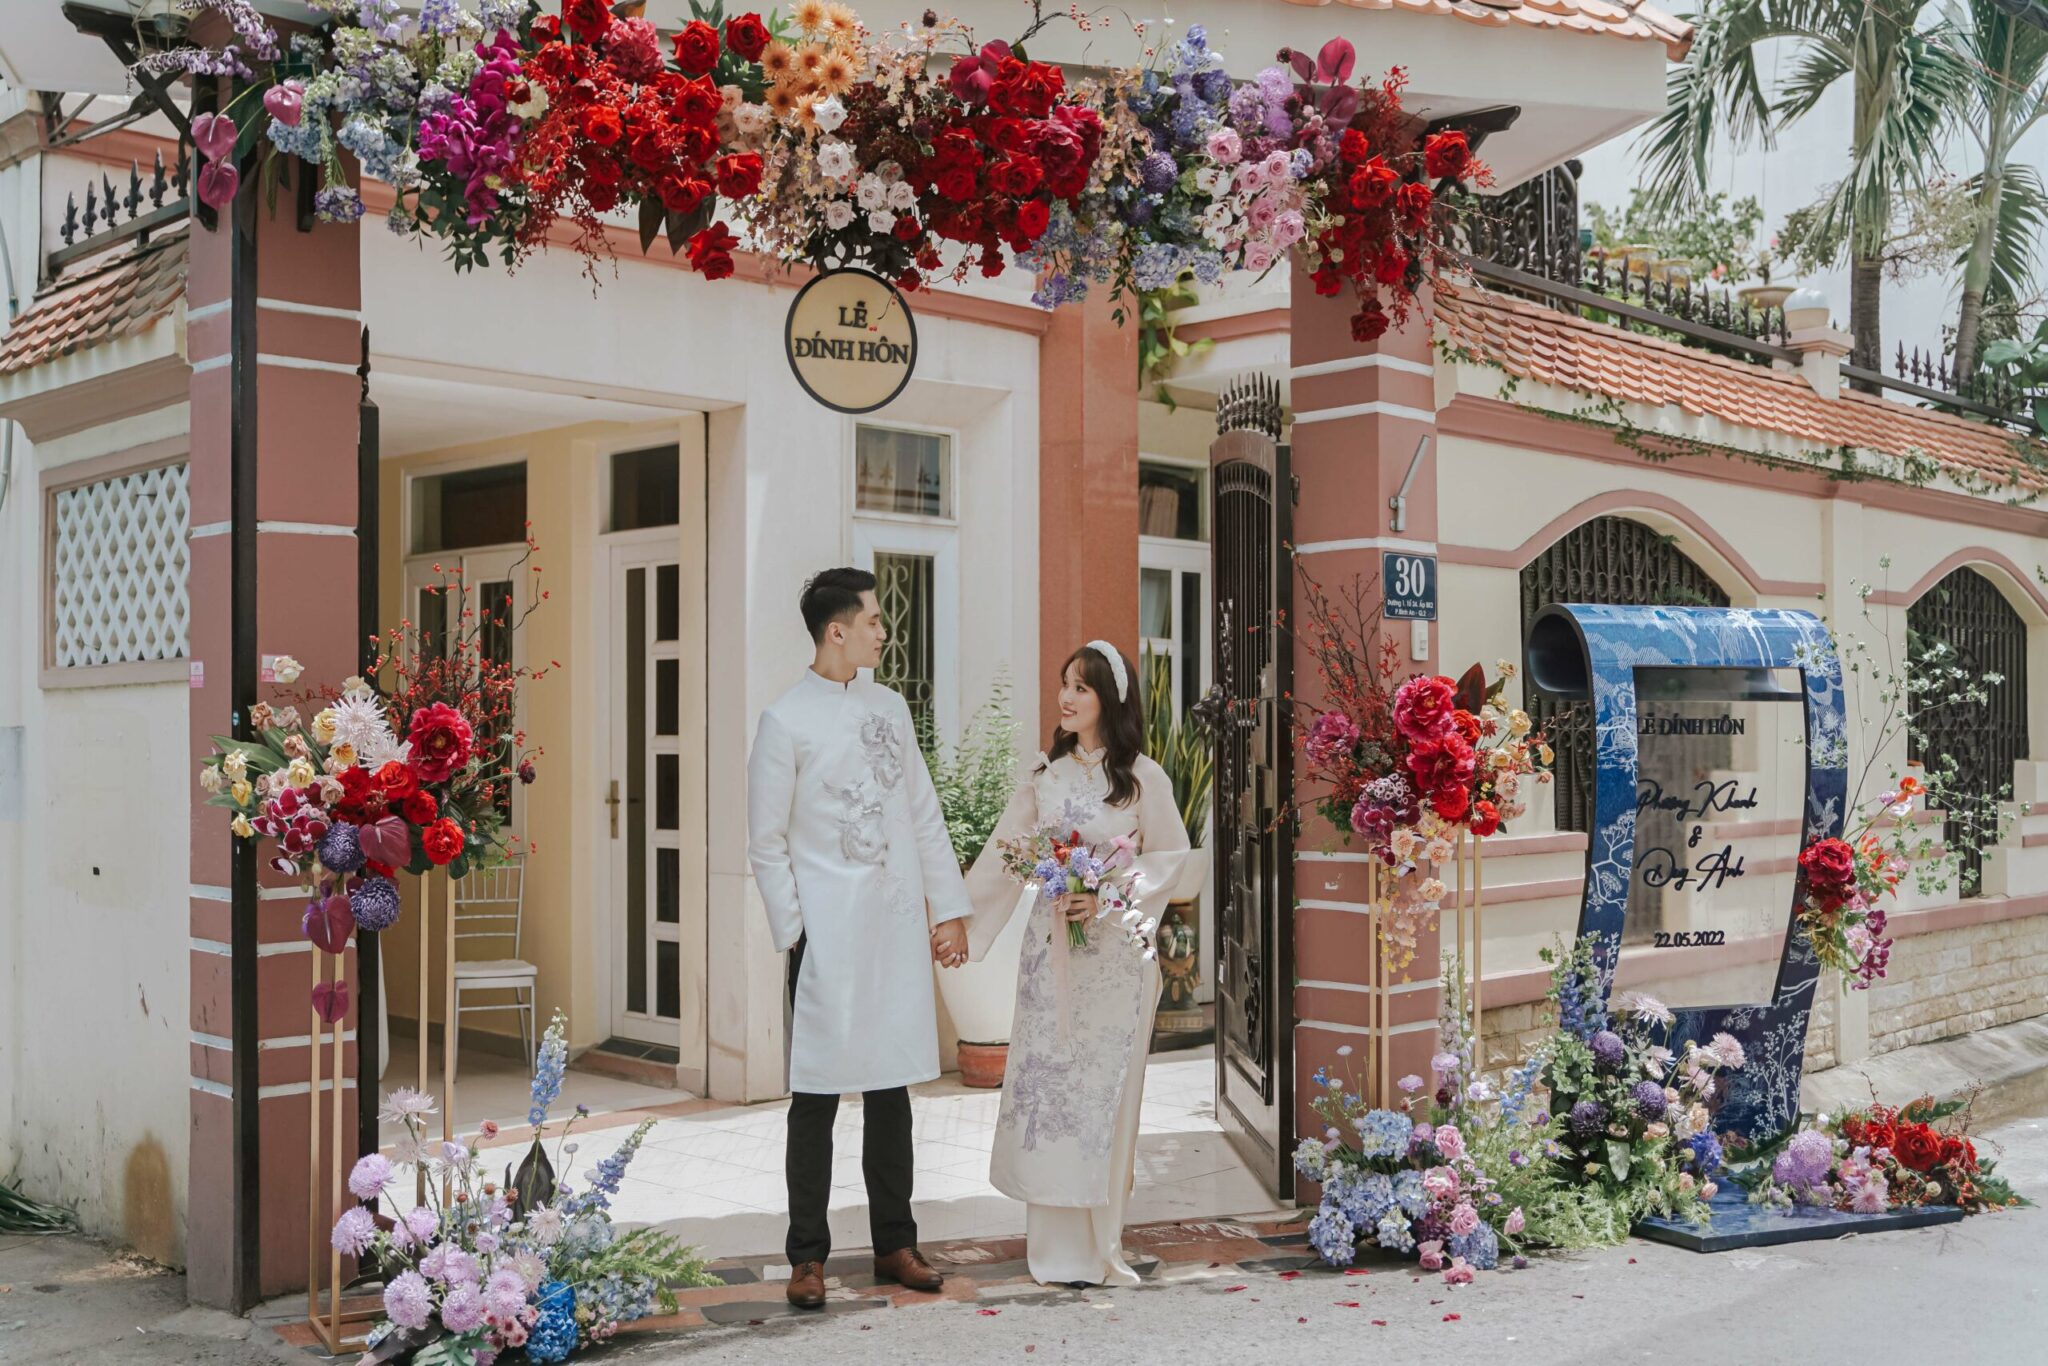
[1338,129,1371,165]
[1432,783,1472,824]
[892,213,922,241]
[1424,129,1473,182]
[1469,799,1502,838]
[1451,709,1482,745]
[582,155,621,189]
[338,765,376,808]
[405,703,475,785]
[1013,197,1050,240]
[627,131,666,171]
[1405,734,1475,796]
[658,171,710,213]
[421,817,466,868]
[580,104,622,146]
[934,164,978,202]
[400,791,438,826]
[1396,181,1434,234]
[374,760,418,802]
[1862,1119,1898,1153]
[1349,157,1398,209]
[675,75,723,123]
[1798,837,1859,899]
[724,12,771,61]
[1351,301,1390,342]
[1894,1124,1942,1173]
[688,222,740,280]
[675,122,718,165]
[672,19,721,75]
[714,151,764,198]
[897,268,923,292]
[989,155,1043,197]
[563,0,612,41]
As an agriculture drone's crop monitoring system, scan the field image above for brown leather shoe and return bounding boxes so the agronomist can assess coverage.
[873,1247,944,1292]
[786,1261,826,1309]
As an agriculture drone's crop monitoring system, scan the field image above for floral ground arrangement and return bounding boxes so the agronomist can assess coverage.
[344,1014,716,1365]
[147,1,1486,341]
[1292,938,2026,1282]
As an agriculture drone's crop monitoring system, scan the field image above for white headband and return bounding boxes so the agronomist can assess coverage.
[1085,640,1129,702]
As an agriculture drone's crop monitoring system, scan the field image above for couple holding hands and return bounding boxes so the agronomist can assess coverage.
[747,568,1190,1307]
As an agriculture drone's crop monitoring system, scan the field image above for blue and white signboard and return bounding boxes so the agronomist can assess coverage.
[1382,552,1437,621]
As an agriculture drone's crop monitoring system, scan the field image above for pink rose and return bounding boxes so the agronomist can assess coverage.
[1434,1123,1465,1161]
[1504,1207,1526,1235]
[1443,1259,1475,1286]
[1417,1240,1444,1271]
[1449,1202,1480,1237]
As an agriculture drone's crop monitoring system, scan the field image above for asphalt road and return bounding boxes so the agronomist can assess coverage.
[2,1113,2042,1365]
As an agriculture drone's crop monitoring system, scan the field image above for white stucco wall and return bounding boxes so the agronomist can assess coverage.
[0,407,192,1264]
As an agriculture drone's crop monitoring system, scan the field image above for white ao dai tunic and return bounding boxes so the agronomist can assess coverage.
[964,750,1190,1285]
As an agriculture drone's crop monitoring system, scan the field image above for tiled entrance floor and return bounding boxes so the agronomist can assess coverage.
[380,1045,1283,1262]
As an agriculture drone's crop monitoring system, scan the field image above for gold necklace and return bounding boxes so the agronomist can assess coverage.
[1072,747,1105,770]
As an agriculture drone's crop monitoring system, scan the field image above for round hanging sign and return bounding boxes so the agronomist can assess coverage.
[784,268,917,414]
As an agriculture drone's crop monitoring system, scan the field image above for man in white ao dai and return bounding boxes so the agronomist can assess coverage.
[746,568,973,1310]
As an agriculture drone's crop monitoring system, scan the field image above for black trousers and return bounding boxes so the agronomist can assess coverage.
[785,936,917,1265]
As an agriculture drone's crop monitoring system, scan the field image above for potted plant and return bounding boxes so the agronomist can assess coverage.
[1142,652,1214,1040]
[922,674,1027,1087]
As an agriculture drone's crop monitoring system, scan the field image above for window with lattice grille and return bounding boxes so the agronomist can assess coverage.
[49,462,190,668]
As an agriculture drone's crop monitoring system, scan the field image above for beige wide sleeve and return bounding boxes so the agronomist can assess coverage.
[962,767,1041,961]
[1124,757,1193,931]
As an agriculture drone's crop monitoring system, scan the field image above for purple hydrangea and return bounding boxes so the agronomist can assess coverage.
[1589,1030,1626,1072]
[313,186,366,224]
[1631,1080,1669,1124]
[318,822,365,874]
[1568,1099,1607,1139]
[350,876,401,932]
[1688,1130,1725,1177]
[1140,151,1179,194]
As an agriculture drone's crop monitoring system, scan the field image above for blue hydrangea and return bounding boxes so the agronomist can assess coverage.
[524,1281,577,1364]
[1392,1169,1429,1218]
[1374,1210,1416,1254]
[1308,1207,1355,1267]
[1351,1173,1395,1227]
[1688,1130,1724,1177]
[1353,1109,1413,1161]
[1449,1223,1500,1270]
[1292,1137,1330,1184]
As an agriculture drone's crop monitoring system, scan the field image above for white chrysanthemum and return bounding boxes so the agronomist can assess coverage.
[329,692,399,765]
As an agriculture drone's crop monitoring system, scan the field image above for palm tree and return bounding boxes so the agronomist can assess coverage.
[1947,0,2048,378]
[1638,0,1968,381]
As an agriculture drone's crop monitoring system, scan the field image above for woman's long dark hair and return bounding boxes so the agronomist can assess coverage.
[1043,645,1144,807]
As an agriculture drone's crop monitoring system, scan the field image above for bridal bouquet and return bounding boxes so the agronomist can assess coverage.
[996,828,1154,952]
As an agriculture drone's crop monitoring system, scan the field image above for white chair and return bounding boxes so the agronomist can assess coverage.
[450,857,537,1082]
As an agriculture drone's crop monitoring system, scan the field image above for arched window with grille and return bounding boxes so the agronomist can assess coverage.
[1907,567,2030,897]
[1518,516,1731,833]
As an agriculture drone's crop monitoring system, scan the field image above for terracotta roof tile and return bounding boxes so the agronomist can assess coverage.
[0,230,188,377]
[1439,285,2048,493]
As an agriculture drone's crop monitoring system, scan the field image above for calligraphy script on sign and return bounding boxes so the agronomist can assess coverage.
[1633,709,1762,950]
[784,268,918,414]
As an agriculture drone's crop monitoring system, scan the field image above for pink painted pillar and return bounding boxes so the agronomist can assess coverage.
[186,181,363,1305]
[1038,293,1140,735]
[1288,267,1443,1148]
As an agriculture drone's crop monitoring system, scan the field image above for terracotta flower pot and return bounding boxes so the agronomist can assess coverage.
[957,1040,1009,1089]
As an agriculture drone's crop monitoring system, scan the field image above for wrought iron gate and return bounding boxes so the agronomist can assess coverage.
[1908,567,2030,896]
[1519,516,1729,834]
[1207,375,1294,1197]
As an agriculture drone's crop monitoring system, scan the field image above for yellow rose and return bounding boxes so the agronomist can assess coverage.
[198,765,224,794]
[1538,742,1554,765]
[329,742,358,769]
[230,814,254,838]
[286,757,315,790]
[271,654,303,685]
[222,750,248,780]
[231,779,253,806]
[312,709,338,744]
[1509,709,1532,736]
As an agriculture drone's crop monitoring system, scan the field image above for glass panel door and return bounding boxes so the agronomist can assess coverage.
[611,550,686,1043]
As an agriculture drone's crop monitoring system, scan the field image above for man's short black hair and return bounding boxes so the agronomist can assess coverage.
[800,567,877,643]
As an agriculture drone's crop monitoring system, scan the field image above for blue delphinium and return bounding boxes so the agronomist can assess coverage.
[1307,1207,1355,1267]
[529,1011,568,1128]
[1500,1054,1545,1125]
[1353,1109,1413,1161]
[563,1120,654,1217]
[1687,1129,1725,1178]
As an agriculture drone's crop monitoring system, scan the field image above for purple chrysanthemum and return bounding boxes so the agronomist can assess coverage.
[330,1205,377,1256]
[1589,1030,1626,1072]
[1631,1080,1669,1124]
[347,1152,392,1201]
[350,876,401,932]
[1141,151,1178,194]
[1567,1099,1607,1139]
[384,1270,434,1330]
[440,1281,486,1335]
[318,822,364,873]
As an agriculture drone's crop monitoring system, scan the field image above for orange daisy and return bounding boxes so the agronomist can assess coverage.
[814,50,857,96]
[791,0,828,34]
[759,40,796,83]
